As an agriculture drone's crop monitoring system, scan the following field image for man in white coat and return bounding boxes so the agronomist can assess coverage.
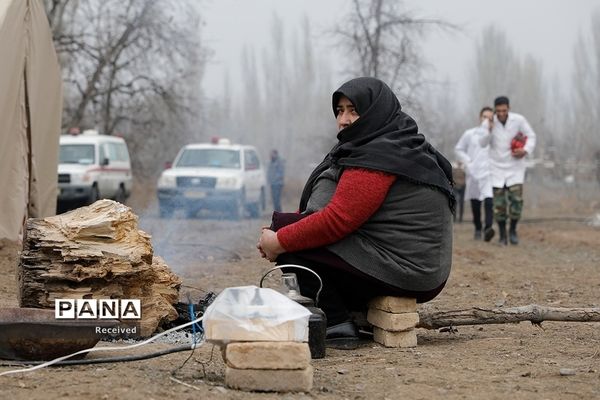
[455,107,495,241]
[480,96,536,245]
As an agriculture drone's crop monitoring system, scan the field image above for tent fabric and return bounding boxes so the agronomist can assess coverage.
[0,0,62,241]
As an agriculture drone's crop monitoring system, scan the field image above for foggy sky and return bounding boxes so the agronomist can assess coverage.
[200,0,598,105]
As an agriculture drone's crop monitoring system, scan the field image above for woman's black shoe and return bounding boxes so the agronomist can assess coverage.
[325,321,359,349]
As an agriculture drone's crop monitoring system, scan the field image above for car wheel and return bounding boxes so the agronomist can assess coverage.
[56,200,68,214]
[260,187,266,211]
[114,186,126,204]
[230,191,246,220]
[88,185,100,205]
[185,207,197,219]
[248,202,260,218]
[159,203,174,218]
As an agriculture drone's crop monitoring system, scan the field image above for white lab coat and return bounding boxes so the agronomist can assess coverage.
[480,112,536,187]
[455,125,492,200]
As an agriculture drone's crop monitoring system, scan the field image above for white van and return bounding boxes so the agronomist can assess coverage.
[57,130,133,205]
[157,139,267,218]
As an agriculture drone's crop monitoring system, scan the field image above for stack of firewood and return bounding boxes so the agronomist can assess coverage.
[18,200,181,337]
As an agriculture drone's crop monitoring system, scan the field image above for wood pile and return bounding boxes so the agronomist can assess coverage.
[18,200,181,337]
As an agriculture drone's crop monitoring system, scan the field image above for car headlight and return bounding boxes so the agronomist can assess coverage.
[158,175,176,188]
[217,176,239,189]
[68,172,90,184]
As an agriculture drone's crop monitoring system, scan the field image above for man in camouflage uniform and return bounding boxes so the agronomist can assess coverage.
[480,96,536,245]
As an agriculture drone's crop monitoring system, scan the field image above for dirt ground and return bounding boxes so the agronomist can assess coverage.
[1,184,600,399]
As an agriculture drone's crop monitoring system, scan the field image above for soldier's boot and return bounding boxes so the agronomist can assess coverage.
[509,219,519,245]
[483,225,495,242]
[498,221,508,246]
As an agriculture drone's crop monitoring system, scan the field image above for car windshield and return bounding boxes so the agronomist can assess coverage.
[59,144,95,164]
[176,149,241,169]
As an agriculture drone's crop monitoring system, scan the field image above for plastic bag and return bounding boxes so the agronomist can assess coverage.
[203,286,311,344]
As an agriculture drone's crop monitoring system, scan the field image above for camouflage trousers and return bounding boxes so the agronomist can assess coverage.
[493,184,523,222]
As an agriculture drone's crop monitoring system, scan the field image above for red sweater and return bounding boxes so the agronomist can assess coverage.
[277,168,396,252]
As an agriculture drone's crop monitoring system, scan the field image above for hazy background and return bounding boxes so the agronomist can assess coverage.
[202,0,594,102]
[44,0,600,189]
[39,0,600,288]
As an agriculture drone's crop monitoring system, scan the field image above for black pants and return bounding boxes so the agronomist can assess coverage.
[271,212,446,326]
[270,184,283,212]
[454,186,465,223]
[277,250,446,327]
[470,198,493,231]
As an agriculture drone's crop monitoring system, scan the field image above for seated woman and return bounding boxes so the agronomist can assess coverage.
[257,77,455,349]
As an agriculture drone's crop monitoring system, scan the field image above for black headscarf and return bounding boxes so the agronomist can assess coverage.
[299,77,455,212]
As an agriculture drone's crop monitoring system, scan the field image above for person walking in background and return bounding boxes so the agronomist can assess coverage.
[267,149,285,212]
[455,107,495,241]
[480,96,536,245]
[452,162,466,223]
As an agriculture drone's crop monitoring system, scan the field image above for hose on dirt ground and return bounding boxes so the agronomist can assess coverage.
[0,344,195,367]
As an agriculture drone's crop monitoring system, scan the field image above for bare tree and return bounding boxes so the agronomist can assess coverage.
[469,25,548,156]
[418,79,469,158]
[333,0,454,109]
[211,15,334,182]
[570,9,600,161]
[237,45,264,145]
[43,0,210,178]
[286,17,336,174]
[469,26,521,109]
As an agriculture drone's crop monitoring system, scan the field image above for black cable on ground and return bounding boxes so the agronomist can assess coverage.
[0,344,194,367]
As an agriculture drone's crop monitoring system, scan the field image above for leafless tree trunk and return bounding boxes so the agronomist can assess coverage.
[213,14,334,180]
[468,25,548,156]
[43,0,210,178]
[333,0,455,110]
[417,80,468,157]
[570,10,600,163]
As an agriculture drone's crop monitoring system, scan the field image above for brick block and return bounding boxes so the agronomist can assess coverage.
[368,296,417,313]
[224,341,310,370]
[373,327,417,348]
[225,366,313,392]
[367,309,419,331]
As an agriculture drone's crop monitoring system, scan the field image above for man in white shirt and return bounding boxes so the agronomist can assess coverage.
[455,107,495,241]
[480,96,536,245]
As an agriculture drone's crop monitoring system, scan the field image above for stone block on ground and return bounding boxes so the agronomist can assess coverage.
[373,327,417,348]
[225,366,313,392]
[367,309,419,331]
[368,296,417,313]
[224,341,310,370]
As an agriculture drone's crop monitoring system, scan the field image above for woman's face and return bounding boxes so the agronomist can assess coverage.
[336,96,359,131]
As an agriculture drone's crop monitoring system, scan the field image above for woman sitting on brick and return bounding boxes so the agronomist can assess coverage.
[257,77,455,349]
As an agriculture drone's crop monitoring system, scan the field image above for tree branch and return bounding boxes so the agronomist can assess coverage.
[417,305,600,330]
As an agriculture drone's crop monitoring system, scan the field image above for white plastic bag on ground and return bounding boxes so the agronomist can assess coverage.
[203,286,311,344]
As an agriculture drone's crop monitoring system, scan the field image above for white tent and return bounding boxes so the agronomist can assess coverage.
[0,0,62,241]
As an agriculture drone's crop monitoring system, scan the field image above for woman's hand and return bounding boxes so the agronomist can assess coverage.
[257,228,285,262]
